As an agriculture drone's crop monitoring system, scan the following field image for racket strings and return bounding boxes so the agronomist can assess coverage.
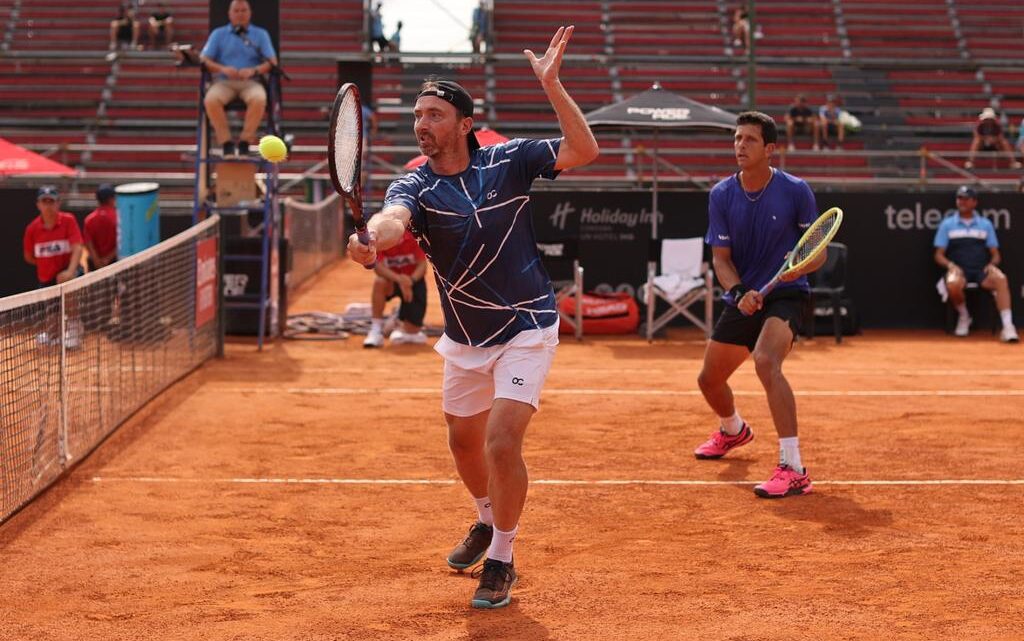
[794,213,840,263]
[332,92,361,190]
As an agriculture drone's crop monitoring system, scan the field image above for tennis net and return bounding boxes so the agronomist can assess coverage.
[0,215,221,523]
[284,193,344,290]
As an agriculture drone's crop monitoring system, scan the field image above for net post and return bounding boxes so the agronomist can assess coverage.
[58,286,70,466]
[216,217,226,358]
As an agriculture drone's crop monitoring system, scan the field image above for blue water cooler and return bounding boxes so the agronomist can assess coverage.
[115,182,161,257]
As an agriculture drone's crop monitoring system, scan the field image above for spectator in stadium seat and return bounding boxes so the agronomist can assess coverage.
[348,27,599,610]
[369,2,389,53]
[1016,116,1024,163]
[85,184,118,271]
[147,2,175,48]
[200,0,278,157]
[363,229,428,348]
[934,185,1019,343]
[387,21,403,53]
[965,107,1021,170]
[23,185,84,347]
[819,94,844,150]
[109,4,140,51]
[470,1,490,55]
[784,94,820,151]
[731,7,750,54]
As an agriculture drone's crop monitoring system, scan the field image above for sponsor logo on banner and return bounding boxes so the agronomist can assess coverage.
[195,236,217,328]
[884,203,1011,230]
[548,200,662,241]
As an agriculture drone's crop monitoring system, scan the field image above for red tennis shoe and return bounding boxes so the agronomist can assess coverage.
[753,464,813,498]
[693,423,754,459]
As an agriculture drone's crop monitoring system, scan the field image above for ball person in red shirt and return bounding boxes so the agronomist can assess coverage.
[363,228,429,347]
[23,185,84,347]
[84,184,119,271]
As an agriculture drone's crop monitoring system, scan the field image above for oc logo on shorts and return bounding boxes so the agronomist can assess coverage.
[511,377,525,386]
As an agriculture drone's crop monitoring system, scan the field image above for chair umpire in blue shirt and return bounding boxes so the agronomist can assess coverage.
[200,0,277,156]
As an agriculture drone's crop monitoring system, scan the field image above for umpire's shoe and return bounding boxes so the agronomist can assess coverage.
[471,558,517,609]
[447,521,493,571]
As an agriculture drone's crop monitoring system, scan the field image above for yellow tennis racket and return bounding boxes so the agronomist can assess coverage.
[758,206,844,297]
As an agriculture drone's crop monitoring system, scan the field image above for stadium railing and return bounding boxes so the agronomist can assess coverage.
[0,215,222,524]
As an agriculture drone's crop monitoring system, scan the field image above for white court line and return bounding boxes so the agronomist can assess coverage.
[89,476,1024,487]
[293,367,1024,377]
[211,386,1024,397]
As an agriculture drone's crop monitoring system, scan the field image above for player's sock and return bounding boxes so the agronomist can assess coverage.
[370,317,384,332]
[486,525,517,564]
[721,411,744,436]
[1001,309,1014,329]
[779,436,803,473]
[474,496,494,526]
[955,303,968,319]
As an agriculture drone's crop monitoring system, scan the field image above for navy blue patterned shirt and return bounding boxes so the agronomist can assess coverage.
[383,138,562,346]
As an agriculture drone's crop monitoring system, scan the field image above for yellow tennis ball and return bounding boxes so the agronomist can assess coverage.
[258,135,287,163]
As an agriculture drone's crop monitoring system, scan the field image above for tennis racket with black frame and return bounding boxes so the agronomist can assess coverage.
[757,206,844,298]
[328,82,374,269]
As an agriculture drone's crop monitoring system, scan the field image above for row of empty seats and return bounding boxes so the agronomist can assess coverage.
[2,0,1023,195]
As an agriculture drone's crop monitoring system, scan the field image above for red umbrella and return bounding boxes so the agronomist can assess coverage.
[0,137,77,177]
[403,127,510,170]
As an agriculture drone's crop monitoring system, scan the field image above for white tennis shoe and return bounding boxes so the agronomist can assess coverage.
[1001,325,1019,344]
[363,326,384,348]
[390,329,427,345]
[954,315,972,337]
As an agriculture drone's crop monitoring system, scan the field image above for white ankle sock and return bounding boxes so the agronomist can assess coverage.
[956,303,968,318]
[1001,309,1014,329]
[370,318,384,332]
[721,411,744,436]
[779,436,803,473]
[474,496,493,526]
[487,525,517,564]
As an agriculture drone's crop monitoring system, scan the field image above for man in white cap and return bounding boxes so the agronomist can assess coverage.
[966,107,1021,170]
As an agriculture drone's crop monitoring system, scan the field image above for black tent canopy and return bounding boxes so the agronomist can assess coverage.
[585,83,737,238]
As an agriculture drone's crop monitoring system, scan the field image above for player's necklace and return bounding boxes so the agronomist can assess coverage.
[741,167,774,203]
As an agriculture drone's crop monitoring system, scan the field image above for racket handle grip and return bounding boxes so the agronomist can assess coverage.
[738,281,775,317]
[757,279,778,297]
[356,228,375,269]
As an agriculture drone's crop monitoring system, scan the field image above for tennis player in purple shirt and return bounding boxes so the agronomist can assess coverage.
[694,111,826,499]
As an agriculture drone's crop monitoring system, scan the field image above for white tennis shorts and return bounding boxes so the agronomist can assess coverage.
[436,322,559,417]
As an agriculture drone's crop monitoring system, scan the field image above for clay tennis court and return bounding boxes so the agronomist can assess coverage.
[2,260,1022,641]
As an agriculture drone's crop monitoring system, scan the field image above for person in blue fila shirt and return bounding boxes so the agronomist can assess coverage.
[694,111,825,499]
[348,27,598,610]
[934,185,1019,343]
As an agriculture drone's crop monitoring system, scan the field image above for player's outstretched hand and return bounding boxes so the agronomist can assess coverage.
[524,25,574,85]
[347,231,376,267]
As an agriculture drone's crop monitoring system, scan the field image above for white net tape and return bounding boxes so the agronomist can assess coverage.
[284,193,343,290]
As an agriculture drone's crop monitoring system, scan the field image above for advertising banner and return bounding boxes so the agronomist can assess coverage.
[531,190,1022,328]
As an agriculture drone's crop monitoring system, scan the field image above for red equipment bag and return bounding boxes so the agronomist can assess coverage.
[558,292,639,335]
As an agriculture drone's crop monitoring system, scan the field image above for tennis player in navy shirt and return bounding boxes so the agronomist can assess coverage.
[694,111,825,499]
[348,26,598,609]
